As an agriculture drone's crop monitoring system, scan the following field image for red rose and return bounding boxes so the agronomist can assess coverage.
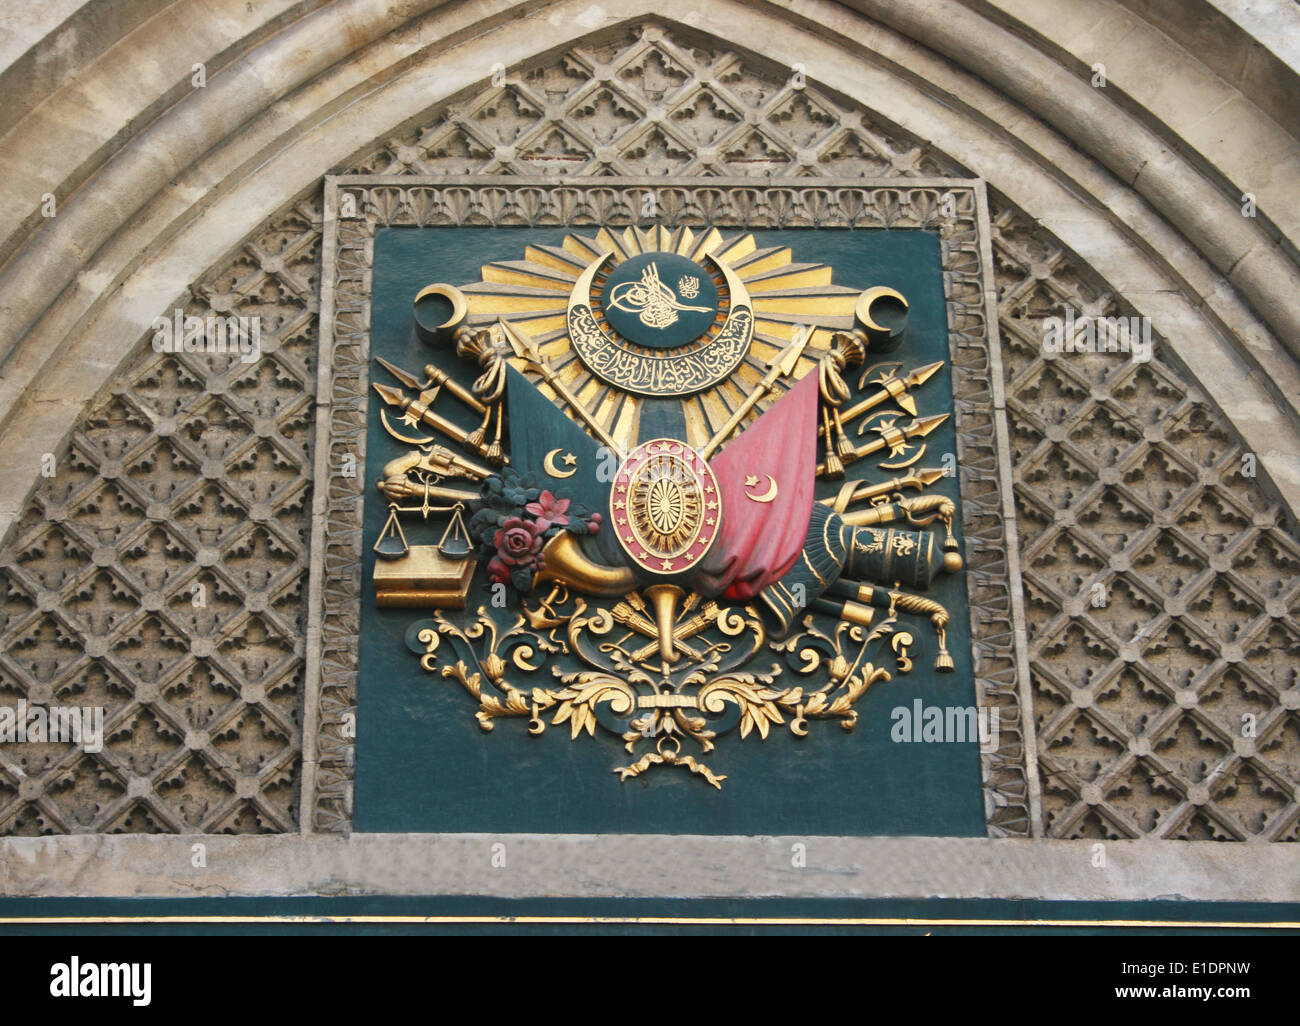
[493,516,544,568]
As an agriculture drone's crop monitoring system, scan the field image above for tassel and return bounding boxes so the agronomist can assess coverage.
[485,402,505,466]
[819,407,844,479]
[934,627,955,673]
[833,408,856,461]
[465,405,491,450]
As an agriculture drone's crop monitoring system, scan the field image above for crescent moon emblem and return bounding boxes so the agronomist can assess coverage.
[856,286,908,336]
[879,442,926,471]
[412,282,468,344]
[743,474,778,503]
[414,282,468,330]
[544,449,577,479]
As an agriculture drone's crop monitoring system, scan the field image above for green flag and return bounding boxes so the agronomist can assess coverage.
[504,365,624,566]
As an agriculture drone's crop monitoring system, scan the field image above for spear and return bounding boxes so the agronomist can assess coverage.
[372,357,478,413]
[497,318,618,451]
[815,413,948,476]
[376,356,496,453]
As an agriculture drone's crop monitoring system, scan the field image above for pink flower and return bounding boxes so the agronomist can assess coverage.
[525,490,570,531]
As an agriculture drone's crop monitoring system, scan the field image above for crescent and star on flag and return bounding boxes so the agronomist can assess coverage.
[368,225,965,786]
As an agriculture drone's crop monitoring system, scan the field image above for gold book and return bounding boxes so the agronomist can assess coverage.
[374,546,477,608]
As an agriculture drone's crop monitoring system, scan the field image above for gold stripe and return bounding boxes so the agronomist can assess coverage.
[744,267,835,291]
[481,265,573,290]
[688,227,723,260]
[467,294,566,313]
[511,313,568,335]
[599,227,631,258]
[769,581,798,614]
[825,508,846,559]
[523,245,587,275]
[563,235,606,262]
[1,915,1294,928]
[752,296,858,315]
[801,548,829,588]
[711,233,757,265]
[612,393,641,446]
[682,397,710,449]
[731,246,791,275]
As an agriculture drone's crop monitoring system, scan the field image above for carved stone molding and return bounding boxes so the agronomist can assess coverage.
[993,210,1300,841]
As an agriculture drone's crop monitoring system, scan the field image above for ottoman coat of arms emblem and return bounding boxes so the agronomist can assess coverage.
[369,225,964,787]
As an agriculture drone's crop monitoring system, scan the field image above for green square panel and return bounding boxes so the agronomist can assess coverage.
[355,226,985,836]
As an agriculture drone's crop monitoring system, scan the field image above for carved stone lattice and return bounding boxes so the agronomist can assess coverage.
[0,201,321,833]
[994,211,1300,841]
[348,24,957,181]
[1,20,1295,839]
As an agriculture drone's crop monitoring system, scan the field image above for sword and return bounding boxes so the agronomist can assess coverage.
[699,331,810,459]
[821,467,947,511]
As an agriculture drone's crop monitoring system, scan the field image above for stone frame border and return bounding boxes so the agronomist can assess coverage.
[300,175,1040,839]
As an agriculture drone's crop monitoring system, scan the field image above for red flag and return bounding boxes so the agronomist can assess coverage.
[693,374,820,600]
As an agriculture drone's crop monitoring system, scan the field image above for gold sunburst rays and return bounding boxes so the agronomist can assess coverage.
[460,226,858,450]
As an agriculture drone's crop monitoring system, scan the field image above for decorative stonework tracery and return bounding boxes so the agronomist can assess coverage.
[0,201,321,834]
[993,209,1300,841]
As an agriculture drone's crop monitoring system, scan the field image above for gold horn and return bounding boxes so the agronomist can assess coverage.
[644,584,684,662]
[532,532,636,598]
